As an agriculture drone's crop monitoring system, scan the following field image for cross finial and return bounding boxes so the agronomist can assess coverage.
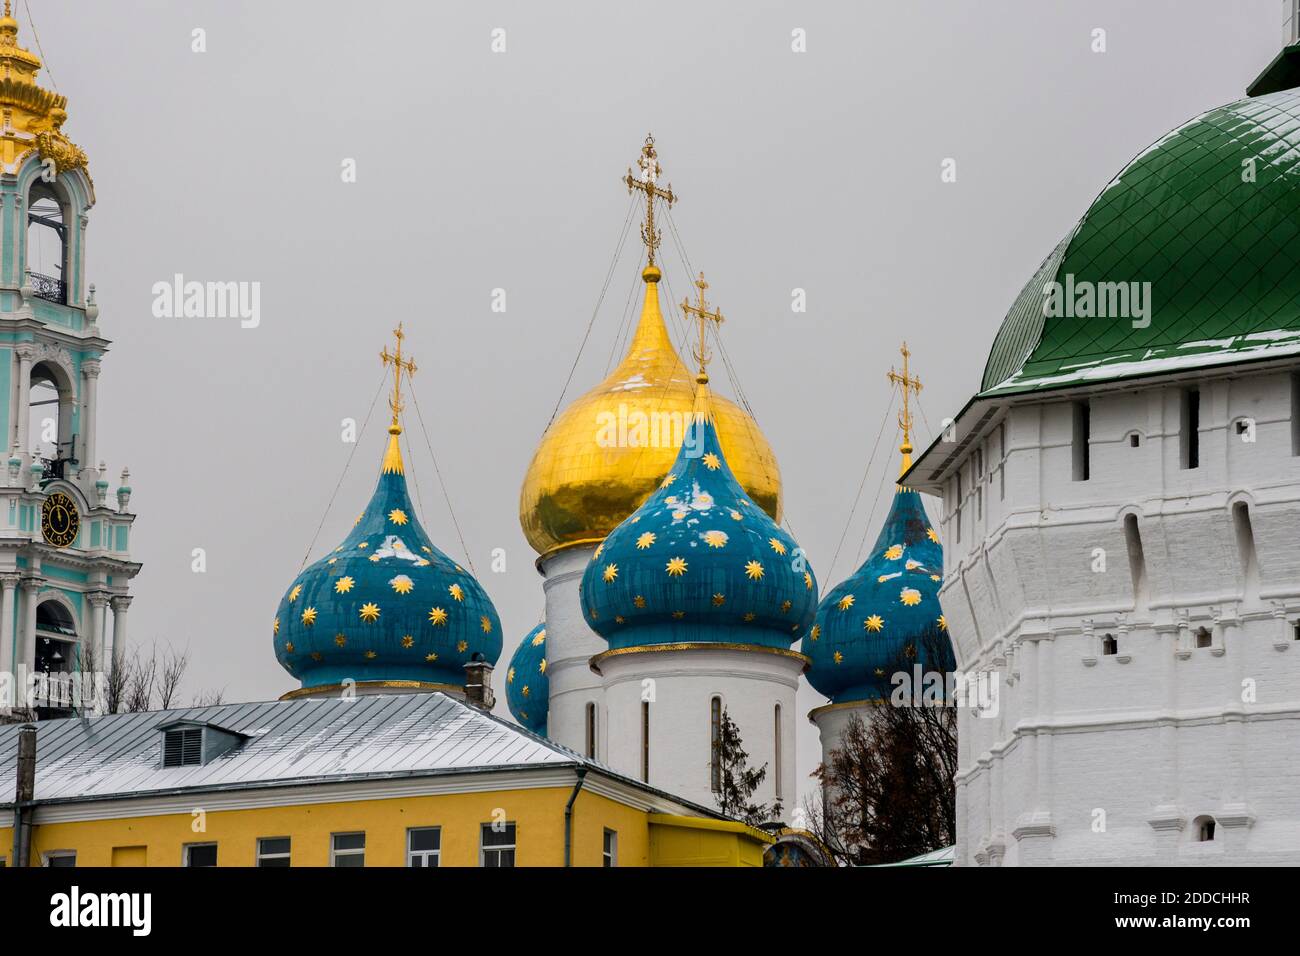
[379,323,417,432]
[624,133,677,268]
[681,271,724,382]
[887,341,923,478]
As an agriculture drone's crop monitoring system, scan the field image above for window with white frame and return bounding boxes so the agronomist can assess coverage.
[183,842,217,867]
[331,832,365,867]
[256,837,290,867]
[481,823,516,867]
[44,851,76,868]
[407,827,441,867]
[603,829,618,867]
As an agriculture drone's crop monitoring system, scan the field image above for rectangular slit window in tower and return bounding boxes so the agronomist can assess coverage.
[641,700,650,783]
[1181,388,1200,469]
[1072,401,1090,481]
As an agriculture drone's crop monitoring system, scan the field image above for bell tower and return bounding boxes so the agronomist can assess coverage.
[0,5,139,718]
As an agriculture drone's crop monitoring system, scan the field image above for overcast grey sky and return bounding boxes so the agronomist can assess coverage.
[31,0,1281,801]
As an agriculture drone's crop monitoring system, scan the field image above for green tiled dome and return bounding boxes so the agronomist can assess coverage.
[983,89,1300,395]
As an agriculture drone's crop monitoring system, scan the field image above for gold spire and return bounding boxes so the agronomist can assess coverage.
[887,342,923,479]
[624,134,677,268]
[379,324,417,475]
[681,271,724,384]
[0,3,86,176]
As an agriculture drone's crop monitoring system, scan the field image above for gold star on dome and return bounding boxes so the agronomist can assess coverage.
[327,558,338,566]
[365,650,377,660]
[273,617,280,635]
[521,685,530,698]
[391,575,414,595]
[672,610,685,619]
[301,607,317,626]
[590,607,599,620]
[630,515,641,523]
[803,572,813,590]
[809,624,821,641]
[358,542,369,550]
[401,635,414,648]
[428,607,448,626]
[745,560,764,580]
[393,540,406,551]
[665,496,678,505]
[603,563,619,583]
[661,473,677,488]
[335,576,355,594]
[615,615,625,624]
[884,544,904,560]
[416,558,430,567]
[865,615,884,632]
[532,629,546,646]
[702,452,721,471]
[927,527,939,544]
[389,508,409,525]
[672,509,688,520]
[425,652,438,662]
[368,554,381,563]
[768,538,787,555]
[539,658,547,673]
[288,585,302,603]
[446,584,464,602]
[335,633,347,646]
[704,530,728,548]
[905,559,920,570]
[454,565,463,573]
[780,600,792,613]
[743,612,756,622]
[833,651,844,664]
[457,640,468,653]
[311,652,323,661]
[666,557,688,576]
[874,667,885,677]
[507,667,515,683]
[284,641,294,653]
[712,593,726,606]
[422,546,432,553]
[730,509,742,521]
[904,643,916,660]
[696,492,714,509]
[355,514,363,526]
[636,532,656,549]
[480,615,493,634]
[335,547,344,553]
[837,595,855,611]
[634,595,646,608]
[593,544,604,561]
[359,603,381,622]
[931,574,941,582]
[938,614,948,630]
[900,588,922,606]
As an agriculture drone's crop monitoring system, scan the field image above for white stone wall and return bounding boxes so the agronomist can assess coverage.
[940,366,1300,865]
[597,647,802,812]
[538,545,605,755]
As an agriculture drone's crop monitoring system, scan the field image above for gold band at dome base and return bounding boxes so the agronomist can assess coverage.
[589,642,809,675]
[279,679,462,700]
[806,698,888,724]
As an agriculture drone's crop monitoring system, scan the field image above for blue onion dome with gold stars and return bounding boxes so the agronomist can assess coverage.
[506,621,548,736]
[581,292,816,651]
[273,328,502,693]
[803,346,953,703]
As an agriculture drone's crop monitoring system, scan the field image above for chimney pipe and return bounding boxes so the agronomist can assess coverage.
[12,723,35,868]
[463,656,495,710]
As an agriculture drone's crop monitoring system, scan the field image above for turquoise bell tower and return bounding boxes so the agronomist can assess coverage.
[273,326,502,699]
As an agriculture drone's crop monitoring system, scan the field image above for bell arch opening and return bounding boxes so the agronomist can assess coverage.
[26,180,69,304]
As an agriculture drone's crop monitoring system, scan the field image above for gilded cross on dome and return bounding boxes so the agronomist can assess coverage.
[624,134,677,267]
[380,324,417,429]
[681,271,724,382]
[887,342,923,477]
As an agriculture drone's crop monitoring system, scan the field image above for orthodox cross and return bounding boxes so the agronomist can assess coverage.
[888,341,923,469]
[380,323,417,428]
[624,133,677,267]
[681,271,724,380]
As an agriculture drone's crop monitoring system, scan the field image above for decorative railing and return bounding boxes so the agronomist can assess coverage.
[27,270,66,304]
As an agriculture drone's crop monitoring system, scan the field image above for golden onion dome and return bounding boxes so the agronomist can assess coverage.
[520,265,782,558]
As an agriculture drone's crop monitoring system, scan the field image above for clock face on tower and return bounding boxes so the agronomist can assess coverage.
[41,491,80,549]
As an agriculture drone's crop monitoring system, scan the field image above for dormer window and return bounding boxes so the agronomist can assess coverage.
[159,720,248,768]
[163,727,202,768]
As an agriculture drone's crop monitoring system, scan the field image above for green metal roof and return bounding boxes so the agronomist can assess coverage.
[982,88,1300,396]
